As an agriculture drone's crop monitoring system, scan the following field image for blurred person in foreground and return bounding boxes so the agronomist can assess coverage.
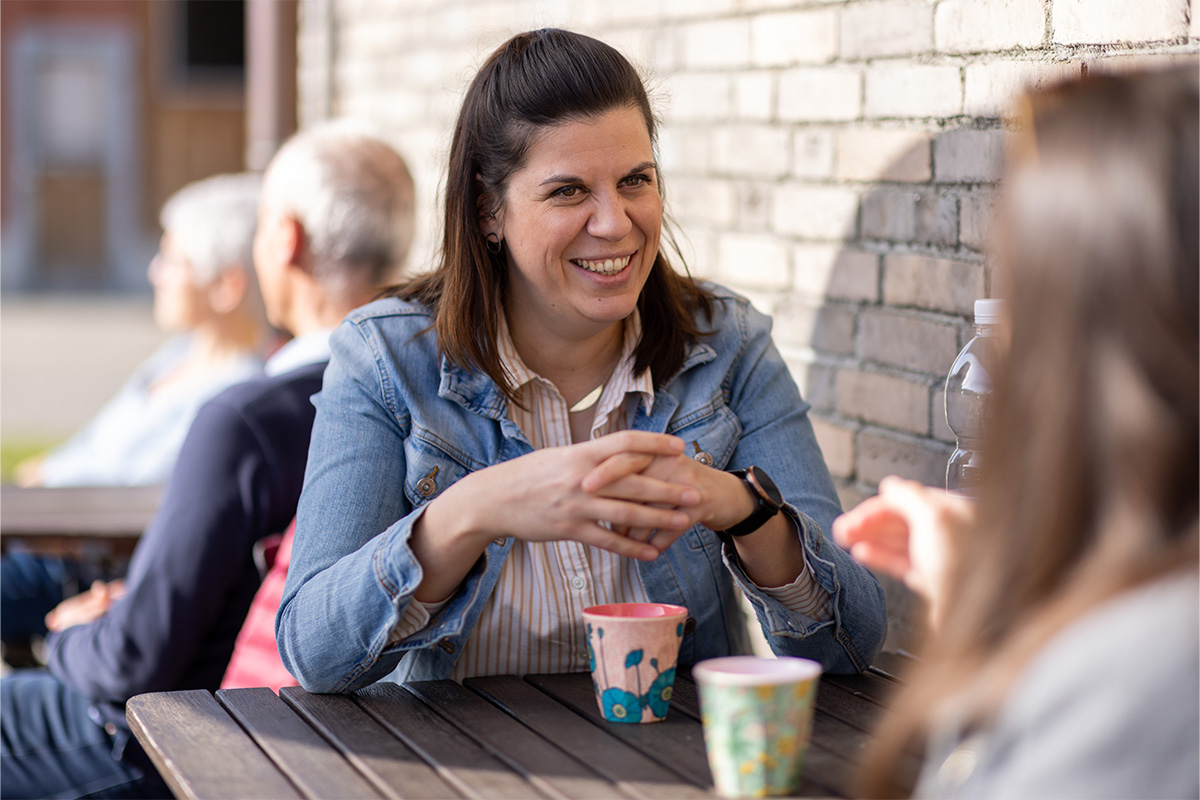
[2,172,268,666]
[0,122,416,799]
[277,28,886,696]
[834,65,1198,799]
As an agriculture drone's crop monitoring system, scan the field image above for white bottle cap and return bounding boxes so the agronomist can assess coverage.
[974,298,1005,325]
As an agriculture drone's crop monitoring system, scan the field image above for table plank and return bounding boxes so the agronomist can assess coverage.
[126,690,301,800]
[525,673,715,789]
[467,675,711,800]
[825,670,902,707]
[353,681,550,800]
[279,686,462,800]
[405,679,631,800]
[217,688,384,799]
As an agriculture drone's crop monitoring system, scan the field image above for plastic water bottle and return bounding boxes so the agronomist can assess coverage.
[944,299,1004,495]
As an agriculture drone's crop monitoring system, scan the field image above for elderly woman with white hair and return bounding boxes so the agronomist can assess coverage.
[3,173,268,667]
[16,172,268,489]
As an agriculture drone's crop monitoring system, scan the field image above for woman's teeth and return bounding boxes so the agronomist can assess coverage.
[574,254,632,275]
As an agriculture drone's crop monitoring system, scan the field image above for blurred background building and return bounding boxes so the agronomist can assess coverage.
[1,0,294,452]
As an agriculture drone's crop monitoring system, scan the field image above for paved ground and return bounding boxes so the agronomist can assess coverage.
[2,295,167,444]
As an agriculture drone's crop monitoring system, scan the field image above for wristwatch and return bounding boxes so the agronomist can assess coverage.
[717,466,783,537]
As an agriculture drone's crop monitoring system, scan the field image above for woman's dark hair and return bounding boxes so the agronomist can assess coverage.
[389,28,712,398]
[859,64,1199,798]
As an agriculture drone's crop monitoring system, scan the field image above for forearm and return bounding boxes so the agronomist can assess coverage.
[730,507,886,673]
[407,477,493,603]
[277,527,417,692]
[729,512,807,588]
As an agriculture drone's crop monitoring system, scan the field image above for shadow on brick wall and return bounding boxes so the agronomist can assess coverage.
[787,122,1001,654]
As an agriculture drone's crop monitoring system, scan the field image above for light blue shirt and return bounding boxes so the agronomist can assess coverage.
[278,284,888,692]
[265,329,334,377]
[40,336,264,487]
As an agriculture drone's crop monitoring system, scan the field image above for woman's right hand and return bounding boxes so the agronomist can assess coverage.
[409,431,700,601]
[832,476,974,628]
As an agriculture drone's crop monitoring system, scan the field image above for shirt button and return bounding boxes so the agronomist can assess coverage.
[570,575,587,590]
[579,649,590,663]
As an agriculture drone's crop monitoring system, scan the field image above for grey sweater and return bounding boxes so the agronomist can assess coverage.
[918,569,1199,799]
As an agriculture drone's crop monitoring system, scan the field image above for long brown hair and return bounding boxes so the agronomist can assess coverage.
[860,65,1200,797]
[388,28,712,399]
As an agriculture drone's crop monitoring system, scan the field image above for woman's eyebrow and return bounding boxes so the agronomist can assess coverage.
[539,161,658,187]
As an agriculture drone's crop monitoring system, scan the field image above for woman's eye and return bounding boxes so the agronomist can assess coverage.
[621,174,652,188]
[553,185,583,198]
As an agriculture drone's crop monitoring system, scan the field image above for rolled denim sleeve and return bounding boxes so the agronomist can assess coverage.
[277,320,442,693]
[720,298,887,673]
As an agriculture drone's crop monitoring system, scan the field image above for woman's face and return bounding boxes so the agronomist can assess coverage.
[488,105,662,341]
[148,232,212,331]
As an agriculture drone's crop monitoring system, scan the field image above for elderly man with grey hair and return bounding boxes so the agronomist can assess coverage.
[0,122,416,799]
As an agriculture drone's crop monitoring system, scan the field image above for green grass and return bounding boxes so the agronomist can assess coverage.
[0,439,59,484]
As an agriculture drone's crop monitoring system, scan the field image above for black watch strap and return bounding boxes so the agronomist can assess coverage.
[718,467,783,538]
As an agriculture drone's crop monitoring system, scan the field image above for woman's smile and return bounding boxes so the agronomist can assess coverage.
[572,251,635,277]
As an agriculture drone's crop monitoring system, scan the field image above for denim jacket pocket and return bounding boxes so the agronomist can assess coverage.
[404,428,473,507]
[665,397,742,551]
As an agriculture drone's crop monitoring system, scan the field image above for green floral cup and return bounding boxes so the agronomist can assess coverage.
[583,602,688,724]
[693,656,823,797]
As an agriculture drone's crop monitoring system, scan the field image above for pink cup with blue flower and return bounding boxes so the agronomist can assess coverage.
[583,602,688,724]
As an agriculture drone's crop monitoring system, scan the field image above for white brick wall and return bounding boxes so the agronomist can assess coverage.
[935,0,1046,54]
[1053,0,1189,45]
[751,9,838,66]
[864,64,962,118]
[840,1,934,60]
[836,128,932,183]
[298,5,1198,649]
[778,67,862,121]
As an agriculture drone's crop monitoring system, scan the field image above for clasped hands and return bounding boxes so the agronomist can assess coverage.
[444,431,756,563]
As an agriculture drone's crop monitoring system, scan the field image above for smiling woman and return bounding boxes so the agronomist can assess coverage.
[276,28,888,693]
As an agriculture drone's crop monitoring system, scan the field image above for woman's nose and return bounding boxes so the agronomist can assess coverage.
[147,253,164,283]
[587,191,633,241]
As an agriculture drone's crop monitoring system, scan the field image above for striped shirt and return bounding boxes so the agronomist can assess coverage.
[395,311,831,678]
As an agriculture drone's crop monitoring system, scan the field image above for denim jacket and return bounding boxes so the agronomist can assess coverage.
[278,285,887,692]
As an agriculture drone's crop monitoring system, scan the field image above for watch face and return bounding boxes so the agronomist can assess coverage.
[748,466,783,507]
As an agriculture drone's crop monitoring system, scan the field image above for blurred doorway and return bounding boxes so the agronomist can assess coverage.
[6,25,143,291]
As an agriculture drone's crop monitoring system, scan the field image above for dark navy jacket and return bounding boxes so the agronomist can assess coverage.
[45,363,326,726]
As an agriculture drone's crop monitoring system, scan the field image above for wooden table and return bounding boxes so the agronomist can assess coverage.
[127,664,919,799]
[0,484,161,558]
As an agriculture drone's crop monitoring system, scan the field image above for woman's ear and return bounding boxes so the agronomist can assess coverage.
[207,265,249,315]
[476,174,502,238]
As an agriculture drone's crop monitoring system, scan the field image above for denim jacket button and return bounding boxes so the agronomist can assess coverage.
[416,466,439,498]
[438,639,455,653]
[690,440,714,466]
